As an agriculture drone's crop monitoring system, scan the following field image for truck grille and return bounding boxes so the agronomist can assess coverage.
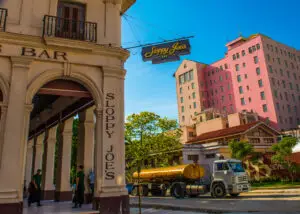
[238,175,248,183]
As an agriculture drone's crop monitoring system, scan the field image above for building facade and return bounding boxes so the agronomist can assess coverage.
[0,0,135,213]
[175,34,300,131]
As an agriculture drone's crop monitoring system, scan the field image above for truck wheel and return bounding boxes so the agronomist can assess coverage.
[212,183,226,198]
[142,185,149,196]
[171,183,184,199]
[131,186,139,196]
[230,193,240,197]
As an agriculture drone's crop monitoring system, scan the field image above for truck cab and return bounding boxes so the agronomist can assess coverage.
[210,159,250,197]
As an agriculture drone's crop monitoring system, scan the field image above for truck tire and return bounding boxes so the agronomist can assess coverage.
[142,185,149,196]
[171,183,185,199]
[230,193,240,197]
[212,183,226,198]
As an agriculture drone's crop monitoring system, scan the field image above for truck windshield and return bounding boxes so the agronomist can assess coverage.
[228,162,245,173]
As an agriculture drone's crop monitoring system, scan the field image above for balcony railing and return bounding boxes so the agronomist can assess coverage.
[0,8,8,32]
[43,15,97,43]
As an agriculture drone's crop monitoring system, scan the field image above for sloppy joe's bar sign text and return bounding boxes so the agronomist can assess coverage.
[142,39,191,64]
[0,44,68,61]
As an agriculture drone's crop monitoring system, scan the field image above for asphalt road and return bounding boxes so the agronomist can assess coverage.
[130,193,300,213]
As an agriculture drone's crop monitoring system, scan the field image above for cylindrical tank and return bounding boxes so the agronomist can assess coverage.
[132,164,205,182]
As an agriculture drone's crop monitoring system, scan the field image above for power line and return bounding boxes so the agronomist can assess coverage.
[124,36,194,50]
[123,15,142,45]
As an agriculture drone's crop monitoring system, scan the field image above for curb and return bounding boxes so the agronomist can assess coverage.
[130,203,258,213]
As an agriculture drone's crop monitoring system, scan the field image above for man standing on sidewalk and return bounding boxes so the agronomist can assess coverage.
[73,165,85,208]
[29,169,42,207]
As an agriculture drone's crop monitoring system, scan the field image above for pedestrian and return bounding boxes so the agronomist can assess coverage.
[28,169,42,207]
[88,169,95,196]
[73,165,85,208]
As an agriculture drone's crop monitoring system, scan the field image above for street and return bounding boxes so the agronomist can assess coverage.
[130,192,300,213]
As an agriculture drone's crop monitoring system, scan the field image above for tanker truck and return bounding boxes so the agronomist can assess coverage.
[131,159,250,198]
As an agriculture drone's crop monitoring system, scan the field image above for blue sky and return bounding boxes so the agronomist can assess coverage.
[122,0,300,120]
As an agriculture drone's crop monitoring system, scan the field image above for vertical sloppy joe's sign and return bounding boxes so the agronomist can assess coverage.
[105,93,116,138]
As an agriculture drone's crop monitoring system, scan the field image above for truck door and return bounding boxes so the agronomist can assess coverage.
[213,162,231,181]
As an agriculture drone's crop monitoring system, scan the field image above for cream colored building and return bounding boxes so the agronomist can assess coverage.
[0,0,135,213]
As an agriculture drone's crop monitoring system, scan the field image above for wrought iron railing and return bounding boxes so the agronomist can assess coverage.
[0,8,8,32]
[43,15,97,43]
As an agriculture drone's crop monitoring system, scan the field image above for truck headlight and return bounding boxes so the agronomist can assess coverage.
[231,176,235,184]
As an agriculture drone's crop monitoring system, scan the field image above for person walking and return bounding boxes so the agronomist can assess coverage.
[73,165,85,208]
[28,169,42,207]
[88,170,95,196]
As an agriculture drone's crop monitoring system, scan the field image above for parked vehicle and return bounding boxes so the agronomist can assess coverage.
[131,159,250,198]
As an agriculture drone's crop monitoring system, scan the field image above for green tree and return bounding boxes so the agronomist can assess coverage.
[271,136,298,182]
[229,140,254,161]
[125,112,182,182]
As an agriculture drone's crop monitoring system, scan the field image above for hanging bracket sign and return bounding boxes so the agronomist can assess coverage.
[142,39,191,64]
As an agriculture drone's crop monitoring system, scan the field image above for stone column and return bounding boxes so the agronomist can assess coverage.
[93,66,129,214]
[55,118,73,201]
[42,125,57,200]
[0,103,8,167]
[34,133,45,173]
[0,57,32,214]
[24,140,34,188]
[77,107,95,203]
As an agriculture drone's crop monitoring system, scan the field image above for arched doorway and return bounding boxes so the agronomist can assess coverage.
[24,78,97,205]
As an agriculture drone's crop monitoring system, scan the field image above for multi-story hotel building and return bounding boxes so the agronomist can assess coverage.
[175,34,300,131]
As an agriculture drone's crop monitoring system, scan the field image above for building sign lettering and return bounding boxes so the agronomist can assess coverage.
[142,39,191,64]
[105,93,116,138]
[21,47,67,60]
[105,145,115,180]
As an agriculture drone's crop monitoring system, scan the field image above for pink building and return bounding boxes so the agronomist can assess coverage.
[175,34,300,131]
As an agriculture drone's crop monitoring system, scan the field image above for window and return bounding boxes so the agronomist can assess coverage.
[215,162,229,171]
[220,86,224,92]
[228,83,231,90]
[293,73,297,80]
[287,71,290,78]
[219,76,223,81]
[180,97,184,103]
[239,86,243,94]
[235,64,240,71]
[263,104,268,112]
[287,105,291,113]
[256,43,260,50]
[284,60,288,67]
[225,73,229,80]
[252,45,256,52]
[223,106,227,112]
[274,90,278,98]
[182,116,185,122]
[232,54,236,60]
[267,54,270,61]
[181,106,184,112]
[191,82,195,89]
[221,96,225,102]
[292,94,295,102]
[271,78,275,85]
[277,58,281,64]
[205,154,216,159]
[276,103,280,110]
[189,70,194,80]
[188,155,199,161]
[241,98,245,105]
[282,80,286,88]
[179,87,182,94]
[248,97,252,103]
[256,67,261,75]
[236,53,240,59]
[268,65,273,73]
[242,50,246,56]
[260,91,265,100]
[243,62,246,68]
[280,69,283,76]
[192,92,196,99]
[248,47,252,54]
[258,79,263,87]
[179,75,184,84]
[285,92,288,101]
[254,56,259,64]
[229,94,232,101]
[193,102,197,109]
[289,83,293,90]
[237,75,242,82]
[246,85,250,90]
[220,65,223,71]
[189,132,194,137]
[245,74,248,79]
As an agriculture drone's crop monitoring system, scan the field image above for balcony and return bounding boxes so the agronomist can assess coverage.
[0,8,8,32]
[43,15,97,43]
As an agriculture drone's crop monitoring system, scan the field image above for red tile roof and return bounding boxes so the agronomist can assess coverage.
[186,121,261,144]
